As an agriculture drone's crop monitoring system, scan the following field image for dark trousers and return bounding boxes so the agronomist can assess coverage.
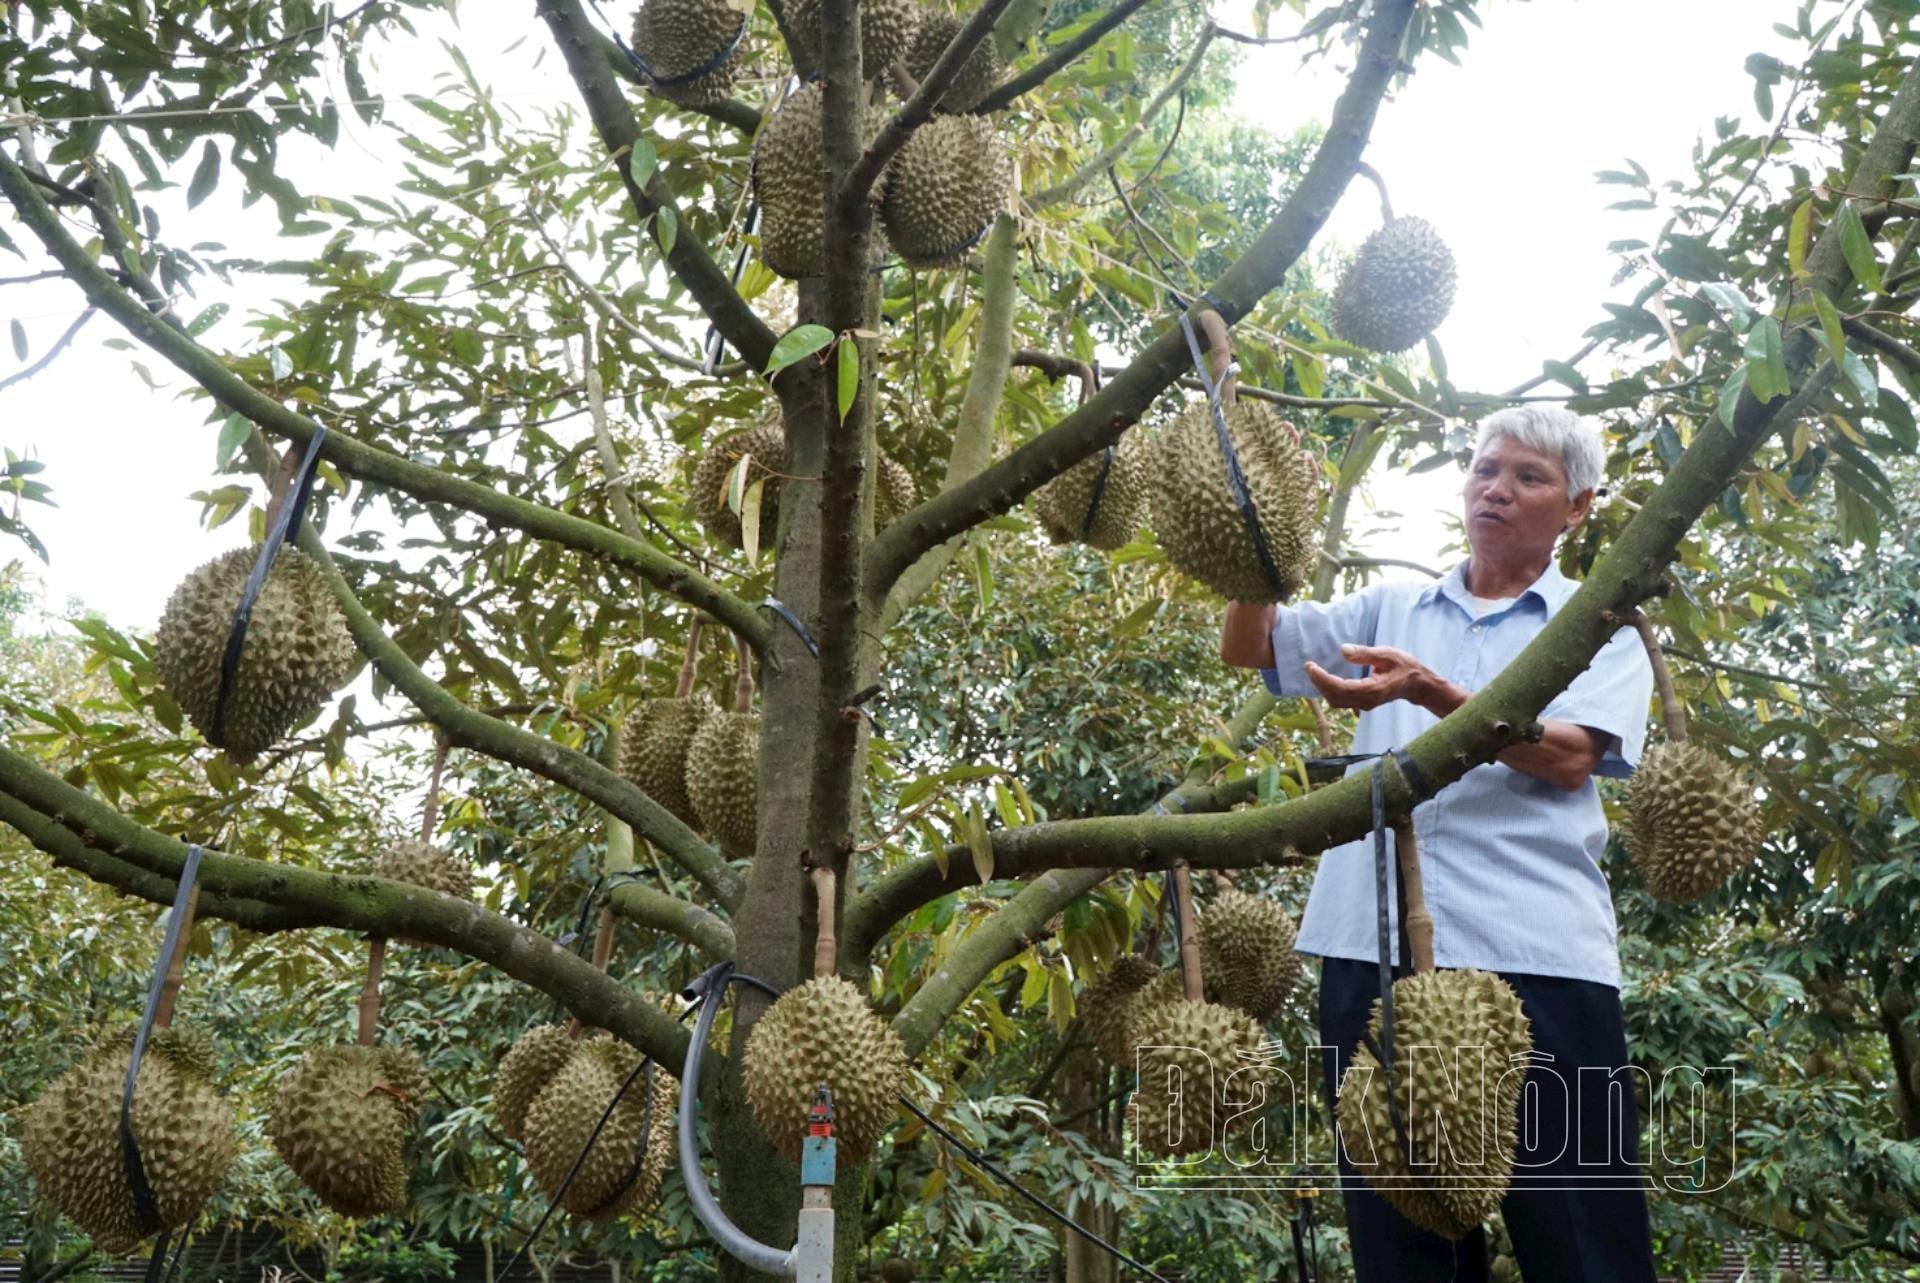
[1316,957,1658,1283]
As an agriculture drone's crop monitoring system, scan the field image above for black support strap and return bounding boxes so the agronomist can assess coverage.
[1079,445,1116,541]
[122,844,206,1243]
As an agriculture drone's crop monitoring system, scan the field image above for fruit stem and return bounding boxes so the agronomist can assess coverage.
[358,935,387,1046]
[733,631,754,714]
[1171,862,1204,1002]
[151,885,200,1030]
[420,732,449,843]
[1354,160,1395,224]
[570,906,621,1037]
[1630,609,1688,743]
[1393,818,1434,974]
[676,616,706,699]
[810,863,839,978]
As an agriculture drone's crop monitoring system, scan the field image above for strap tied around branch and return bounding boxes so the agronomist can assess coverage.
[209,424,329,747]
[1169,293,1288,601]
[122,843,205,1243]
[759,595,820,657]
[1354,747,1428,1162]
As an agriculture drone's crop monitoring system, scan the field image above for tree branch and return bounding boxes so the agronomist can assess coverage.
[866,0,1420,596]
[0,306,95,392]
[971,0,1158,114]
[536,0,777,370]
[843,0,1017,206]
[1029,25,1215,209]
[0,749,699,1077]
[881,213,1021,627]
[299,524,748,912]
[609,880,738,959]
[0,147,773,654]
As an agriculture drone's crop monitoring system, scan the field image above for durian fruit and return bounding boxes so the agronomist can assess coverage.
[631,0,747,106]
[782,0,917,80]
[753,84,886,279]
[1197,890,1302,1024]
[691,421,787,550]
[686,710,760,855]
[374,839,474,902]
[1621,740,1764,903]
[743,975,910,1164]
[902,10,1003,113]
[1335,969,1532,1239]
[154,545,359,762]
[1129,998,1271,1158]
[21,1026,237,1254]
[1080,954,1161,1065]
[875,453,918,528]
[880,114,1008,268]
[619,695,719,828]
[493,1024,579,1144]
[523,1036,679,1219]
[268,1043,428,1217]
[1034,442,1148,551]
[877,1258,916,1283]
[1330,216,1457,354]
[1152,401,1322,604]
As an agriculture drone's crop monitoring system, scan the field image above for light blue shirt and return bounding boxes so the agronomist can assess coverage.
[1259,559,1654,988]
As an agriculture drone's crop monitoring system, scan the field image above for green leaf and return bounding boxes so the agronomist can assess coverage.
[268,345,292,380]
[992,780,1022,829]
[764,324,834,377]
[215,413,251,468]
[973,541,993,609]
[1717,364,1749,428]
[9,318,24,361]
[739,477,765,566]
[1811,289,1846,362]
[628,139,657,187]
[965,799,994,884]
[187,141,221,209]
[1836,199,1883,293]
[836,337,859,424]
[1541,360,1589,394]
[1840,348,1878,406]
[1337,425,1389,488]
[1742,316,1788,402]
[1788,198,1813,276]
[656,205,677,257]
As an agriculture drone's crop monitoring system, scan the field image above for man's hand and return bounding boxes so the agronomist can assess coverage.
[1303,644,1440,711]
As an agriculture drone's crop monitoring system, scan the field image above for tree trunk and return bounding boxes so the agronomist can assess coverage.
[1060,1043,1119,1283]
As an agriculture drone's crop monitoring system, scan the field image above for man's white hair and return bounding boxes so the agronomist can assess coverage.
[1471,406,1605,499]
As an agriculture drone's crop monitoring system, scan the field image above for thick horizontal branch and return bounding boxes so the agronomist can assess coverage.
[971,0,1158,113]
[0,748,698,1077]
[610,880,738,959]
[537,0,778,370]
[0,149,772,654]
[303,527,748,913]
[866,0,1419,594]
[843,0,1017,206]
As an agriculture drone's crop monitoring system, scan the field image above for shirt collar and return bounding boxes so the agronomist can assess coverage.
[1418,558,1576,617]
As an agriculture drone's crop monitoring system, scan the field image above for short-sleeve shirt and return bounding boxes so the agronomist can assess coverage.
[1258,559,1654,988]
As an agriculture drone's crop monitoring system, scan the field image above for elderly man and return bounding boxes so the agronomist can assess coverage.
[1220,406,1658,1283]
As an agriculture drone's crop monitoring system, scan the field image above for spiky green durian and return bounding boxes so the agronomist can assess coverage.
[782,0,918,80]
[493,1024,579,1144]
[686,710,759,855]
[880,114,1007,268]
[1621,740,1764,903]
[153,545,358,762]
[1152,401,1322,604]
[691,422,787,550]
[268,1044,427,1218]
[875,453,917,528]
[523,1036,678,1219]
[1335,969,1532,1239]
[753,85,887,279]
[619,695,718,829]
[1197,890,1302,1023]
[631,0,747,106]
[1080,954,1161,1065]
[903,10,1003,112]
[374,839,473,902]
[1330,216,1457,354]
[21,1027,237,1254]
[1035,442,1148,551]
[1128,998,1272,1158]
[743,975,909,1164]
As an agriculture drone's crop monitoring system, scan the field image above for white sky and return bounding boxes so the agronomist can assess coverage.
[0,0,1796,629]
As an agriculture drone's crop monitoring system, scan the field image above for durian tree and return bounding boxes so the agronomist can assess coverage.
[8,0,1920,1279]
